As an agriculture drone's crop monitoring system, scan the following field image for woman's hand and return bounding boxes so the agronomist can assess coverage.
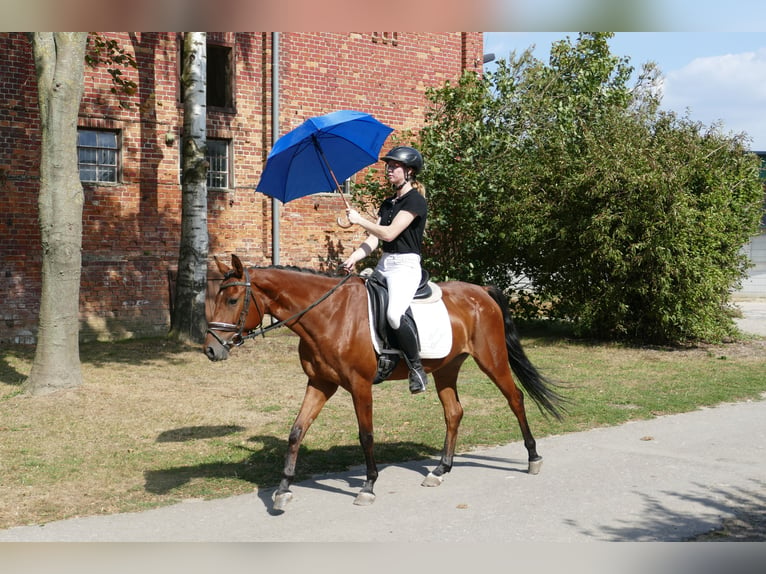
[346,208,363,225]
[340,256,356,274]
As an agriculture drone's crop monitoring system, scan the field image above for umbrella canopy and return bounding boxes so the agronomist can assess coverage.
[256,110,393,203]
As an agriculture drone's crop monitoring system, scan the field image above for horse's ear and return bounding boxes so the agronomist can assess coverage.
[214,256,230,276]
[231,254,244,278]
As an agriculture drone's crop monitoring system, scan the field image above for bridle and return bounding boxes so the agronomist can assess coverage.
[206,268,354,351]
[206,272,260,351]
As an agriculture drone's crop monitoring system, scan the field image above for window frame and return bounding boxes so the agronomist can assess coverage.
[177,36,236,113]
[206,138,232,190]
[178,137,233,191]
[206,43,235,111]
[77,128,120,184]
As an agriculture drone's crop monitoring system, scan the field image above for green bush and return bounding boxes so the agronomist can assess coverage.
[416,33,763,344]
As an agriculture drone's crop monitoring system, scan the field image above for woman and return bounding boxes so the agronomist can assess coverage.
[341,146,429,394]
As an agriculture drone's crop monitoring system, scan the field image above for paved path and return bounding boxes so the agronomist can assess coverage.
[734,299,766,337]
[1,397,764,542]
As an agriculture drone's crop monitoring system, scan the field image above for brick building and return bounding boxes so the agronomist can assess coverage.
[0,32,483,343]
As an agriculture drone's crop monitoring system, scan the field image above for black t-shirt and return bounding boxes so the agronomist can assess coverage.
[378,189,427,255]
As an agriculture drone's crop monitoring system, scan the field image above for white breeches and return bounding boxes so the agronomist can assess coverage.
[375,252,422,330]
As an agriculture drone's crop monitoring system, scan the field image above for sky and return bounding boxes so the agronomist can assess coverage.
[3,2,766,150]
[484,32,766,151]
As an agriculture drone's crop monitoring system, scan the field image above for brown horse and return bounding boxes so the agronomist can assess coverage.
[204,254,565,511]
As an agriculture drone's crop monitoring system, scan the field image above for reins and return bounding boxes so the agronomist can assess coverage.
[207,269,355,350]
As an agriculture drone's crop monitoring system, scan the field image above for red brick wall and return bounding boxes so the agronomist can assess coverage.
[0,32,482,343]
[1,34,42,343]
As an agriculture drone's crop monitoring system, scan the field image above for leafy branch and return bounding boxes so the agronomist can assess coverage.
[85,33,138,97]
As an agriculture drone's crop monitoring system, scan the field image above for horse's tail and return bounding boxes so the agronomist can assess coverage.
[485,286,567,421]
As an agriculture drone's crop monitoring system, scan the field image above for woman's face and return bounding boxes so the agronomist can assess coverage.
[385,160,408,187]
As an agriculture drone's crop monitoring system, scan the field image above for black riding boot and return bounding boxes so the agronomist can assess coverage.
[393,314,428,394]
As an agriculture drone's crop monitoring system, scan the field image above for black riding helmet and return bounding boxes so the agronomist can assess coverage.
[380,146,424,177]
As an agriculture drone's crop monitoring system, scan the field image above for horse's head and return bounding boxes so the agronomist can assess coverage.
[204,254,264,361]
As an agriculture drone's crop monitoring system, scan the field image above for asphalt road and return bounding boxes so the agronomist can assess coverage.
[1,397,764,542]
[1,301,763,543]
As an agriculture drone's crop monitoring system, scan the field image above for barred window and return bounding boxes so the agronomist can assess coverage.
[77,129,119,183]
[206,139,230,189]
[179,138,231,189]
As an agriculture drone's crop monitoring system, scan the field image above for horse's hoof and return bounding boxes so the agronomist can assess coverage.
[273,491,293,511]
[353,491,376,506]
[528,458,543,475]
[421,472,444,487]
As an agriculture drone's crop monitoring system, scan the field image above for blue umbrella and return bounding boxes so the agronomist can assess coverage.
[256,110,393,205]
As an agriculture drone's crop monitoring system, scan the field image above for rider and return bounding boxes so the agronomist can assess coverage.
[341,146,429,394]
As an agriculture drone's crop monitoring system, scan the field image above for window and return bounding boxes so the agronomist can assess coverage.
[207,44,234,109]
[177,38,235,110]
[206,139,230,188]
[77,129,119,183]
[179,138,231,189]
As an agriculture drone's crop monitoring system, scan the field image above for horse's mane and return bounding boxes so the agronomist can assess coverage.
[247,265,341,279]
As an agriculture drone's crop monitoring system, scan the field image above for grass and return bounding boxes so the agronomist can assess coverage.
[1,327,765,529]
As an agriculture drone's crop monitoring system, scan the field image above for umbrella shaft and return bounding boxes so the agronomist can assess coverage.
[314,136,350,208]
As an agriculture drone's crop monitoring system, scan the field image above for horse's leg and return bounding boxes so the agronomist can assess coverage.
[349,382,378,506]
[273,378,337,511]
[422,358,466,487]
[473,354,543,474]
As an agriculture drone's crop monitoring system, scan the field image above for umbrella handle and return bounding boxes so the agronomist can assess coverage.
[334,185,352,227]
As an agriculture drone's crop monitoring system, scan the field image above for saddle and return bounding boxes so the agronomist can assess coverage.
[363,268,435,384]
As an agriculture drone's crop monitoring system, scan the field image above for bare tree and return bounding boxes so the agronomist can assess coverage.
[169,32,209,343]
[23,33,88,395]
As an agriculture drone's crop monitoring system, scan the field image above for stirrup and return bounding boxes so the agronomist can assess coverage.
[408,368,427,394]
[373,351,400,385]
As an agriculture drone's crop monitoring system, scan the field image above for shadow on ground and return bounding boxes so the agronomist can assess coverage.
[144,428,441,500]
[565,479,766,541]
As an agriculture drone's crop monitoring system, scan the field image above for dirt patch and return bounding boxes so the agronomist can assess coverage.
[661,338,766,360]
[689,507,766,541]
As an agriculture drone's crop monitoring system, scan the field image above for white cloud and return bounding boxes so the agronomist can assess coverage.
[654,0,766,31]
[661,48,766,149]
[484,33,766,150]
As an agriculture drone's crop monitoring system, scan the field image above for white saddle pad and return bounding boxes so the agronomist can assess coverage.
[367,283,453,359]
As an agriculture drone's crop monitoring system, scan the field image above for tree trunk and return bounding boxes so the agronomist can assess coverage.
[24,33,88,395]
[170,32,209,343]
